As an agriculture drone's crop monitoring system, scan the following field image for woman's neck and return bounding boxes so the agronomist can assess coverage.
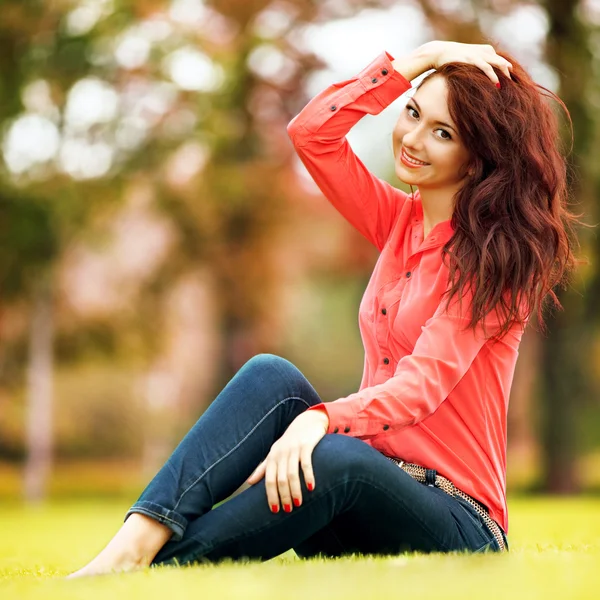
[418,186,455,238]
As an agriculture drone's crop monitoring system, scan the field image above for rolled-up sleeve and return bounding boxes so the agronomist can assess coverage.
[287,52,413,252]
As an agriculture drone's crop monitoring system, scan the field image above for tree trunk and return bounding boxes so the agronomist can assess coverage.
[538,0,595,493]
[507,325,540,488]
[539,309,589,492]
[23,275,54,503]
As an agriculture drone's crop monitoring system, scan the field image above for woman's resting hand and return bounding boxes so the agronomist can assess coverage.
[246,409,330,513]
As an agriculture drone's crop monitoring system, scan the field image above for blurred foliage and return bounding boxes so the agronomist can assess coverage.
[0,362,144,460]
[0,0,598,498]
[0,189,57,299]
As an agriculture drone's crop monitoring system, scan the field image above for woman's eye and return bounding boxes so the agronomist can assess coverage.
[435,129,452,140]
[407,106,419,119]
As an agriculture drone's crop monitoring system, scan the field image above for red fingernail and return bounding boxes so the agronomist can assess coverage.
[271,504,279,513]
[496,82,501,89]
[284,504,291,512]
[307,483,313,491]
[293,498,300,507]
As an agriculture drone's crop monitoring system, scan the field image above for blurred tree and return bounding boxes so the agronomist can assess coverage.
[0,190,57,501]
[538,0,598,493]
[0,0,122,500]
[0,192,56,300]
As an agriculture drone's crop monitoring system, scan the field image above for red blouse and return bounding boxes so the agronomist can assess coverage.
[287,51,525,533]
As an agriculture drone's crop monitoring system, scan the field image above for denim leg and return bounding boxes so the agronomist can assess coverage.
[151,435,499,566]
[125,354,323,540]
[294,484,502,558]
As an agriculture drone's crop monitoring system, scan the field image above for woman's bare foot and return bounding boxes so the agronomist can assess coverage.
[67,513,172,578]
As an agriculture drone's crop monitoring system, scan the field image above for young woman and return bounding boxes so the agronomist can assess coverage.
[69,40,578,576]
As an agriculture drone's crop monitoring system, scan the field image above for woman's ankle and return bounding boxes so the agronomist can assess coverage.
[69,513,172,577]
[113,513,172,565]
[125,513,173,562]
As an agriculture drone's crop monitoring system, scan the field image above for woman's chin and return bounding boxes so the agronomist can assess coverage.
[395,166,419,186]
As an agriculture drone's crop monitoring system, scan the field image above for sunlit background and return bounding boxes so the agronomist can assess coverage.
[1,0,599,505]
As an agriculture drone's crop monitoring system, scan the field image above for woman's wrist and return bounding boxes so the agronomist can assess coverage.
[391,44,437,82]
[305,406,330,432]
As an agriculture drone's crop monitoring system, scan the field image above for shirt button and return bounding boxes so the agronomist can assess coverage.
[371,77,378,83]
[406,271,412,278]
[383,357,390,365]
[333,426,339,433]
[383,424,390,431]
[330,105,337,111]
[381,69,388,76]
[344,426,350,433]
[381,308,387,315]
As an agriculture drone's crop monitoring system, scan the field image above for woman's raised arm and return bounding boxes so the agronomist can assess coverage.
[287,52,414,252]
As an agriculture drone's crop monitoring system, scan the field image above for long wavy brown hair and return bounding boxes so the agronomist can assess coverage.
[422,56,583,341]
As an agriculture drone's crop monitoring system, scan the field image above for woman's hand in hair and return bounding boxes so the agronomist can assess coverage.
[393,41,512,86]
[428,41,512,84]
[246,409,329,513]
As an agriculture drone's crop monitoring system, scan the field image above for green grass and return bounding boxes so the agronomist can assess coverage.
[1,497,599,599]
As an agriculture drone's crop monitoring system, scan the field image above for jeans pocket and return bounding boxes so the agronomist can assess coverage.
[452,497,498,553]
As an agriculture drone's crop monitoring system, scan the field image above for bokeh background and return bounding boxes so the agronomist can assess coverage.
[1,0,599,506]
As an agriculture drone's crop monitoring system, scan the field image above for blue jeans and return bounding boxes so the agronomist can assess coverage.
[126,354,504,565]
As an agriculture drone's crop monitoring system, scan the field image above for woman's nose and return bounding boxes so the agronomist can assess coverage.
[402,125,424,150]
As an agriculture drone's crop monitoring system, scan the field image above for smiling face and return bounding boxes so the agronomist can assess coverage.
[392,75,471,194]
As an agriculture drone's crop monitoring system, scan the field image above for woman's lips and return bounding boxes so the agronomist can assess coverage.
[401,148,429,168]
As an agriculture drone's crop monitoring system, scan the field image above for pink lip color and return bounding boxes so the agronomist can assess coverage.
[400,149,429,169]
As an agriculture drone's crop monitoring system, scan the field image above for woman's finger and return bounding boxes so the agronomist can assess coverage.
[246,459,266,485]
[473,57,499,85]
[287,449,302,507]
[276,453,293,513]
[300,445,316,493]
[488,56,513,80]
[265,457,280,513]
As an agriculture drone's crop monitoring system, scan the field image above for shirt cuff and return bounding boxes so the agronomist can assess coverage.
[356,51,413,108]
[307,400,374,437]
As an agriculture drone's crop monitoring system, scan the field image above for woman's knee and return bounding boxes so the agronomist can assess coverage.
[239,354,315,399]
[242,353,292,375]
[311,435,378,481]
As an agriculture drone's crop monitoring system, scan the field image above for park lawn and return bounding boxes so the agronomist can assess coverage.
[1,497,599,599]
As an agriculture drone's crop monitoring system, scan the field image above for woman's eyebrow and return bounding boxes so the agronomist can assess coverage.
[411,98,457,133]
